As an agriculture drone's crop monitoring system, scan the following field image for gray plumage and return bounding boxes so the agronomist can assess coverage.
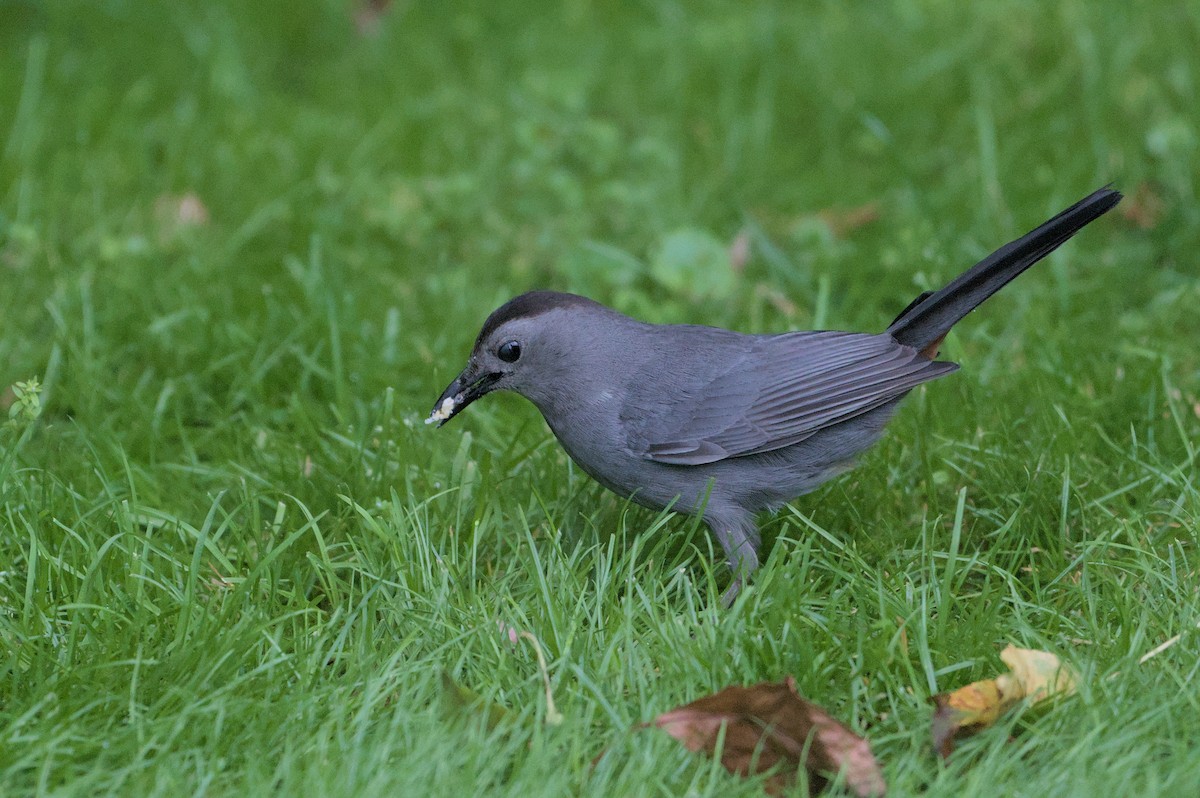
[430,187,1121,602]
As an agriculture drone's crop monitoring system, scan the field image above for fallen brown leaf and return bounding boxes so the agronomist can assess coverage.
[729,228,752,273]
[931,645,1077,758]
[1119,182,1166,230]
[154,192,210,228]
[354,0,392,36]
[652,677,886,797]
[816,202,880,238]
[748,201,879,243]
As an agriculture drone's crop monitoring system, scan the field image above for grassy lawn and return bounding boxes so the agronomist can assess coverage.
[2,0,1198,795]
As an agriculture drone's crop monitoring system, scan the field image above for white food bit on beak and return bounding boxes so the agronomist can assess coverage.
[426,396,457,424]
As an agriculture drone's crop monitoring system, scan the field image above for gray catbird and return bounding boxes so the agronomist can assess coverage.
[429,187,1121,601]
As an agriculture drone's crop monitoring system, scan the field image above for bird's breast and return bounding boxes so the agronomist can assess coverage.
[536,387,645,498]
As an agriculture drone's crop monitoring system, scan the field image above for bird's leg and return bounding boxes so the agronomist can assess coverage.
[709,516,761,606]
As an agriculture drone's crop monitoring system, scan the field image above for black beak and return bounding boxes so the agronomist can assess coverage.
[427,364,501,427]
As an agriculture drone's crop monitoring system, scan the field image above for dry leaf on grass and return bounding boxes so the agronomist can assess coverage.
[816,202,880,238]
[354,0,393,36]
[729,228,752,272]
[154,192,210,228]
[1119,182,1166,230]
[931,644,1078,758]
[652,677,886,796]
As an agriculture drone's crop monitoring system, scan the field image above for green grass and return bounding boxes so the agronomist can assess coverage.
[2,0,1199,795]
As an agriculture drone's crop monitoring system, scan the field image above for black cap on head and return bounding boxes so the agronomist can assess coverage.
[475,291,601,347]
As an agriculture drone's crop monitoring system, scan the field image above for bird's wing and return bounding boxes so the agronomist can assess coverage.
[634,331,957,465]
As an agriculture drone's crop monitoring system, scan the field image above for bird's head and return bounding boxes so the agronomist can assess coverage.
[427,290,610,426]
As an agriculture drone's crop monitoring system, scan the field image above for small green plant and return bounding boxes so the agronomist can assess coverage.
[5,377,42,428]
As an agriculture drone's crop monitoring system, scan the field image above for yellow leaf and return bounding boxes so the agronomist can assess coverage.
[998,644,1077,703]
[931,644,1078,758]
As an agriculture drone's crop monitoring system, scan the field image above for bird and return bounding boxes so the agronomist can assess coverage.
[428,187,1121,603]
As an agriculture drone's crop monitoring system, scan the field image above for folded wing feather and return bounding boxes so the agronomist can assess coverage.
[638,331,957,466]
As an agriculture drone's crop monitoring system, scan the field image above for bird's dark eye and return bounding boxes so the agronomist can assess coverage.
[498,340,521,363]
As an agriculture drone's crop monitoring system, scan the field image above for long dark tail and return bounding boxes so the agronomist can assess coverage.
[887,187,1122,355]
